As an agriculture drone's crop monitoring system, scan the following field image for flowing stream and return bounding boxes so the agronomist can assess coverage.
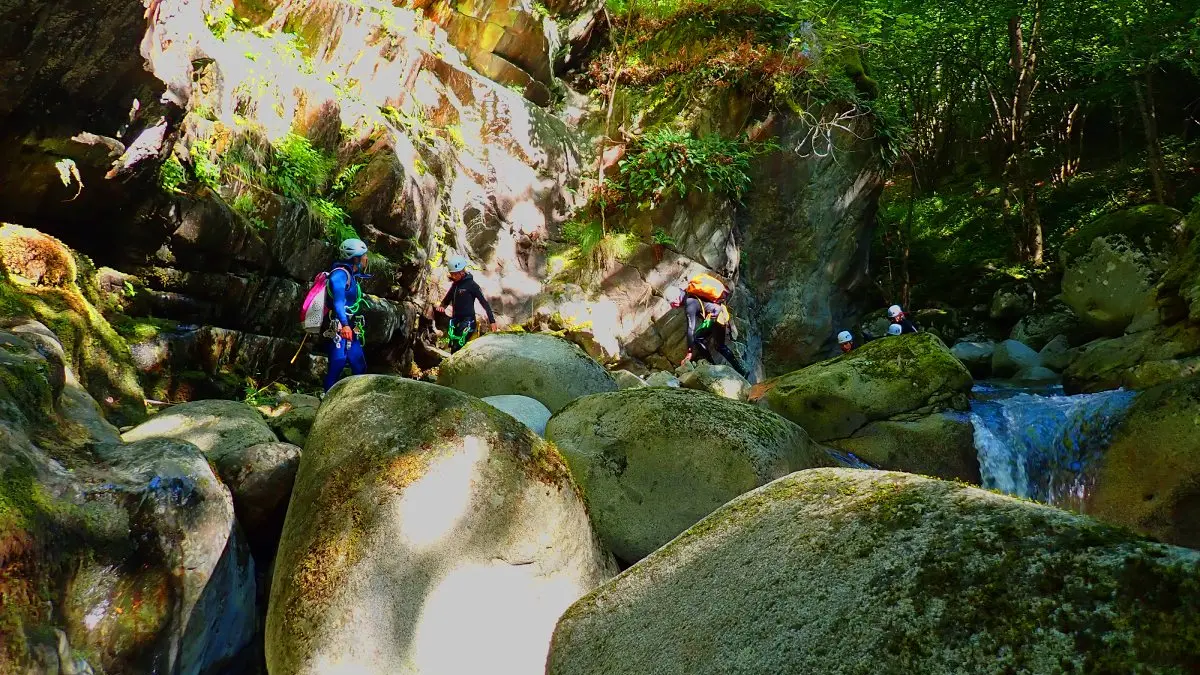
[969,382,1137,509]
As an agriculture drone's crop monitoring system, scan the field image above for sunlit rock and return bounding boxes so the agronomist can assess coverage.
[266,375,615,675]
[438,332,617,412]
[549,469,1200,675]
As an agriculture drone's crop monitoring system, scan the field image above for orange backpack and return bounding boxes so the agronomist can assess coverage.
[685,273,728,303]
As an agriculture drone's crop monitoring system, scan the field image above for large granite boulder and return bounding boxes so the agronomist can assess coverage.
[991,339,1042,378]
[265,376,615,675]
[438,332,618,412]
[546,387,832,562]
[1084,375,1200,549]
[548,469,1200,675]
[482,394,553,436]
[1063,323,1200,394]
[762,332,972,442]
[826,411,980,484]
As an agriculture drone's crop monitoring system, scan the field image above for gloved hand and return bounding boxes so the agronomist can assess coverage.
[339,325,354,341]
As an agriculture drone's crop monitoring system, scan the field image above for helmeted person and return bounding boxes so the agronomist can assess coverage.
[324,238,372,391]
[439,254,498,353]
[837,330,855,353]
[887,323,904,336]
[887,304,920,334]
[672,272,748,377]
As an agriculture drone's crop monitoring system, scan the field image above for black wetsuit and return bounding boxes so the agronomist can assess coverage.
[683,295,747,377]
[892,316,920,334]
[442,272,495,353]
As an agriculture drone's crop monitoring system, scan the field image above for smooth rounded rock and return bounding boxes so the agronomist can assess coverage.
[548,469,1200,675]
[482,394,552,436]
[677,363,750,400]
[991,339,1041,378]
[437,332,617,412]
[545,387,832,563]
[266,375,615,675]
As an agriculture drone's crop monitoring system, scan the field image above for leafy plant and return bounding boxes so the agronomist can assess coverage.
[271,133,334,198]
[617,129,774,207]
[158,155,188,194]
[651,227,677,247]
[190,140,222,190]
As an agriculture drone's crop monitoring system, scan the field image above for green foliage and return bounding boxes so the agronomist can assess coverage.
[271,133,334,198]
[189,140,222,190]
[652,227,677,246]
[158,156,188,194]
[617,129,773,207]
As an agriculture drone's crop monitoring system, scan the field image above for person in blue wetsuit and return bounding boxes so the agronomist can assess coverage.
[324,238,371,391]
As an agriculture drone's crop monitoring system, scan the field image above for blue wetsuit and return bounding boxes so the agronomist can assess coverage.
[324,263,368,390]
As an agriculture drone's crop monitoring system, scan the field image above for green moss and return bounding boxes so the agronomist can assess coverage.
[1062,204,1185,262]
[108,315,179,343]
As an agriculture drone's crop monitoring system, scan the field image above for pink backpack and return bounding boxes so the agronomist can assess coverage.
[300,271,329,333]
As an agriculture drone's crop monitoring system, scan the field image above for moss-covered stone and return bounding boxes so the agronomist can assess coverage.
[1063,323,1200,394]
[1061,205,1185,263]
[546,387,833,563]
[266,375,615,675]
[548,469,1200,675]
[0,224,145,425]
[827,411,980,484]
[1084,375,1200,549]
[763,332,973,441]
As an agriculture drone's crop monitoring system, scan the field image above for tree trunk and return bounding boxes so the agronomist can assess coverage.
[1006,10,1044,264]
[1133,70,1170,204]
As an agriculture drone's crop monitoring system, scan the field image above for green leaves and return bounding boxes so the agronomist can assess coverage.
[616,128,775,207]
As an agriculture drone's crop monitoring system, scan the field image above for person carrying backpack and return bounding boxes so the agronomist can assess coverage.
[672,273,748,377]
[439,254,498,353]
[323,238,372,390]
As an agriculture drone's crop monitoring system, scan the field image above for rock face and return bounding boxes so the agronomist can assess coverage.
[1084,376,1200,549]
[264,393,321,446]
[991,339,1042,378]
[216,441,303,547]
[677,362,750,400]
[438,333,618,412]
[763,333,973,442]
[0,323,255,675]
[482,394,553,436]
[546,388,832,563]
[1009,303,1082,351]
[547,469,1200,675]
[1061,206,1184,335]
[266,375,615,675]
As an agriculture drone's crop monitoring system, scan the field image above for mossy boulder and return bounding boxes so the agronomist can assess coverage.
[1061,206,1185,335]
[1084,376,1200,549]
[826,412,980,484]
[213,441,302,552]
[548,469,1200,675]
[546,388,833,563]
[437,333,618,412]
[0,224,145,425]
[482,394,553,436]
[1063,323,1200,394]
[677,362,750,400]
[1009,302,1083,351]
[762,333,972,442]
[265,375,616,675]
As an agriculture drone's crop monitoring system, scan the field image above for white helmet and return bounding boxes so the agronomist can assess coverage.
[887,323,903,336]
[447,254,469,273]
[887,304,903,319]
[340,238,368,259]
[837,330,853,344]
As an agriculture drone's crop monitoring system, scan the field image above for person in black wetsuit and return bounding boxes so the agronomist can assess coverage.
[439,254,497,353]
[887,304,920,334]
[673,277,748,377]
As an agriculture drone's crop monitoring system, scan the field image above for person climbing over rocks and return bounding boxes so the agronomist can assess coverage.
[672,272,748,377]
[837,330,856,353]
[324,238,371,391]
[440,254,498,353]
[888,304,920,334]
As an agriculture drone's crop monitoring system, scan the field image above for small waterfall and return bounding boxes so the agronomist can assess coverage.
[969,383,1137,509]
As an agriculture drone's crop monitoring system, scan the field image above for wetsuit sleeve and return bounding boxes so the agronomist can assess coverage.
[330,268,350,326]
[684,296,700,348]
[471,281,496,323]
[440,283,454,309]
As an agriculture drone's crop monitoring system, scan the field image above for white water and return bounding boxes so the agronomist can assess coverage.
[969,383,1137,508]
